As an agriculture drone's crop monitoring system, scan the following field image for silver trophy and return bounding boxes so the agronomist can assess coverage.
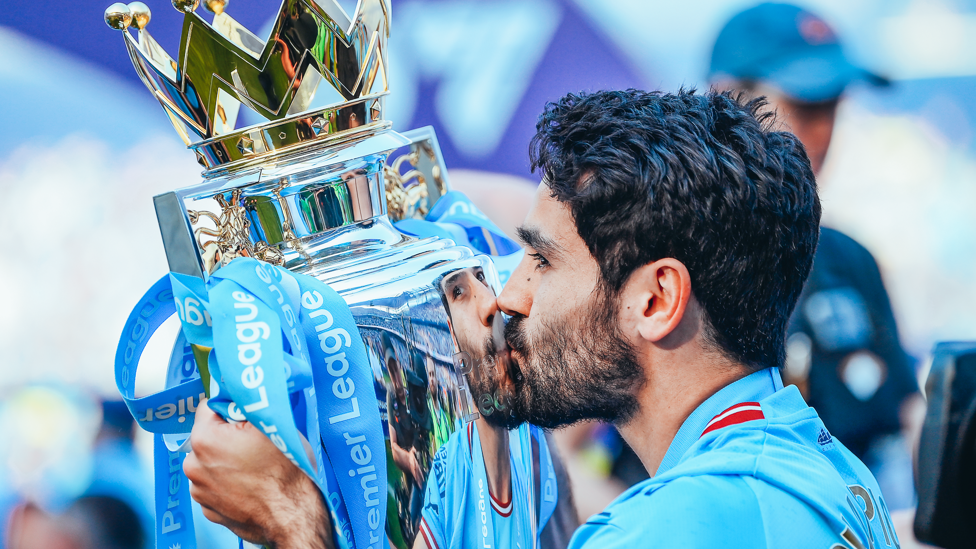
[103,0,513,546]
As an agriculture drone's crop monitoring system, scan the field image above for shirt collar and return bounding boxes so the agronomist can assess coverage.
[654,367,783,477]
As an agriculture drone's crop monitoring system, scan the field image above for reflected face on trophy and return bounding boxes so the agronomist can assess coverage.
[440,266,518,428]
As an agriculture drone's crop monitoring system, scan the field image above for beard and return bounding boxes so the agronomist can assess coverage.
[465,337,523,430]
[502,289,643,429]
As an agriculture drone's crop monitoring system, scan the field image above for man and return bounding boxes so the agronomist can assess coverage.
[185,89,897,547]
[416,265,566,549]
[383,334,430,539]
[708,2,919,508]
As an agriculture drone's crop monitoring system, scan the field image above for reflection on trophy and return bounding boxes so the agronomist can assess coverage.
[102,0,528,547]
[440,266,515,424]
[415,264,561,549]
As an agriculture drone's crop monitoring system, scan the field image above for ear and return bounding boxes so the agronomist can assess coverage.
[620,258,693,344]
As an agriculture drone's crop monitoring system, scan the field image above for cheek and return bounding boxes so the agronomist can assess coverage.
[535,273,588,318]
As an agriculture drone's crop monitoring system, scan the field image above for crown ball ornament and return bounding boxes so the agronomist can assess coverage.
[171,0,199,13]
[129,2,152,30]
[203,0,227,15]
[104,3,133,30]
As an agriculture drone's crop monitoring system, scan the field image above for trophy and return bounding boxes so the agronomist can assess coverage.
[103,1,534,548]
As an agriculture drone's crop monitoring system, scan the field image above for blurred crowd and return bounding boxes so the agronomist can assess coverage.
[2,0,975,548]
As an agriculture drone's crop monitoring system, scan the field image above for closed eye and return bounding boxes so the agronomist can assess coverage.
[529,252,550,270]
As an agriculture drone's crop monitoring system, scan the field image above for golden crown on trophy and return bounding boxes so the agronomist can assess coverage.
[104,0,390,169]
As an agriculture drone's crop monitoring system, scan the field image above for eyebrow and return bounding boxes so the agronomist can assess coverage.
[516,226,563,260]
[443,271,465,289]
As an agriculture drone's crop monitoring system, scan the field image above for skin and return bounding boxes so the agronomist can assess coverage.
[182,404,333,549]
[496,184,752,475]
[442,267,514,504]
[183,182,754,546]
[6,504,81,549]
[710,80,834,396]
[721,81,930,547]
[761,90,837,176]
[184,266,516,549]
[411,266,516,549]
[774,95,837,176]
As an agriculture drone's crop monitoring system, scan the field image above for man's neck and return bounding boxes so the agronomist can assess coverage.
[616,353,751,477]
[475,417,512,503]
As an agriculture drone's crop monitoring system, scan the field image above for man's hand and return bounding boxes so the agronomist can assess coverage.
[183,401,334,549]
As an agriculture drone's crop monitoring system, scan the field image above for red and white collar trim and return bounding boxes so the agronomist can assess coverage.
[419,517,438,549]
[700,401,764,438]
[490,490,513,517]
[467,422,513,517]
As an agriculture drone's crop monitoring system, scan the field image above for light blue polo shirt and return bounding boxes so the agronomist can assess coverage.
[569,368,901,549]
[420,421,557,549]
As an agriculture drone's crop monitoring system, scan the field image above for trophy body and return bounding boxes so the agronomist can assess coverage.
[105,1,524,546]
[153,127,487,547]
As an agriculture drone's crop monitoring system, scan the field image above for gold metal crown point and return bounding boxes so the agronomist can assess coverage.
[105,3,133,30]
[106,0,392,170]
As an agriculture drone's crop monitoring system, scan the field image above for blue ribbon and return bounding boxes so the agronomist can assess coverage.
[395,191,524,286]
[116,191,529,549]
[115,259,387,549]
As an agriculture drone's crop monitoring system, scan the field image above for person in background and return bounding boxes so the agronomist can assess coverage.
[707,2,920,510]
[6,496,145,549]
[1,390,152,549]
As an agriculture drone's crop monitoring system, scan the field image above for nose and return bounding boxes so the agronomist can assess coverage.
[475,284,501,328]
[497,254,534,318]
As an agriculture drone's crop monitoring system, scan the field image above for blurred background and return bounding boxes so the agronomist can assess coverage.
[1,0,974,547]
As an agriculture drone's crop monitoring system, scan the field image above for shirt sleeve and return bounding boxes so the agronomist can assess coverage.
[568,475,767,549]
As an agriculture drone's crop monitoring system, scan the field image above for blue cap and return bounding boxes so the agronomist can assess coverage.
[708,3,887,102]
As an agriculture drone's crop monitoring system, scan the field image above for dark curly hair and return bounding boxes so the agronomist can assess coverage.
[529,88,820,369]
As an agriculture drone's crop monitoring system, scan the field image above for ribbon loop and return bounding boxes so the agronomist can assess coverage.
[115,258,388,549]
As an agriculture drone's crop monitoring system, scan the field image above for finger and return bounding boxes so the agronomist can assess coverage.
[190,399,226,452]
[198,502,234,529]
[299,431,317,472]
[188,474,212,506]
[195,398,223,426]
[183,452,202,484]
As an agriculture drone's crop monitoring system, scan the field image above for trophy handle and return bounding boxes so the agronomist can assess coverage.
[384,126,452,221]
[154,191,206,279]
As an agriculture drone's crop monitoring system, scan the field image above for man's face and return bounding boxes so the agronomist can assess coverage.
[441,266,518,428]
[387,352,405,402]
[759,86,838,176]
[497,184,643,429]
[712,81,838,176]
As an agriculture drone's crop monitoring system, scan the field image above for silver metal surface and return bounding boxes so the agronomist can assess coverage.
[153,192,205,278]
[109,2,525,547]
[151,124,492,548]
